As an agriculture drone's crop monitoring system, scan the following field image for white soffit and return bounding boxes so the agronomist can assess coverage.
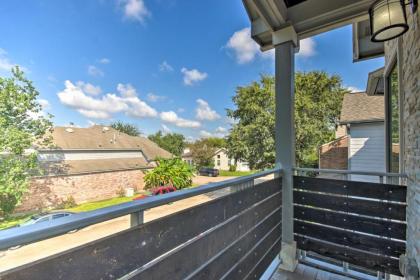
[352,20,384,62]
[243,0,376,51]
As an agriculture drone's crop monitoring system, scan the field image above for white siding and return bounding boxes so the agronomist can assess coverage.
[38,150,145,162]
[348,122,385,182]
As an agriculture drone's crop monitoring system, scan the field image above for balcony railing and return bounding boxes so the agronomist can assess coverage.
[0,168,282,280]
[294,167,407,278]
[0,167,407,279]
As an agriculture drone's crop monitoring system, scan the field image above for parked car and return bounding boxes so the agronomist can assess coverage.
[152,186,177,195]
[18,211,75,227]
[198,167,219,177]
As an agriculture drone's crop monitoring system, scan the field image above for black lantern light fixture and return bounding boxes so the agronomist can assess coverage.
[369,0,418,42]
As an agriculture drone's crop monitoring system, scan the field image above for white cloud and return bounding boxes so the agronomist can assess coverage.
[195,99,220,121]
[57,80,157,119]
[117,83,137,97]
[76,81,102,96]
[87,65,104,77]
[147,93,166,102]
[0,48,27,72]
[200,130,212,138]
[160,111,201,128]
[181,67,208,86]
[38,99,51,110]
[226,28,317,63]
[346,86,363,93]
[87,120,98,127]
[27,99,51,120]
[161,124,172,134]
[215,126,227,133]
[177,108,185,113]
[120,0,150,23]
[98,58,110,64]
[159,61,173,72]
[297,38,316,57]
[78,109,112,119]
[226,27,260,64]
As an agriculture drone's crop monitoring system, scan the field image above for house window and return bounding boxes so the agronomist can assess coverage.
[387,63,400,173]
[217,160,221,166]
[217,155,220,159]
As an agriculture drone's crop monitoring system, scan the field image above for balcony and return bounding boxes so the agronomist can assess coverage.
[0,168,406,280]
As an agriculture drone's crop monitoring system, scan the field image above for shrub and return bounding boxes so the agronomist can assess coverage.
[116,187,125,198]
[58,195,77,209]
[229,164,237,172]
[144,158,193,190]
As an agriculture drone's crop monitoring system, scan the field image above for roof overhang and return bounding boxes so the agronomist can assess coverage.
[243,0,379,54]
[352,20,384,62]
[366,67,385,95]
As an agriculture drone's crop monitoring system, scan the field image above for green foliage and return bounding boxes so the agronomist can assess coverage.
[57,195,77,209]
[111,121,141,136]
[229,164,237,172]
[116,186,125,198]
[144,158,193,190]
[148,131,185,156]
[189,138,222,168]
[227,72,347,169]
[0,67,53,217]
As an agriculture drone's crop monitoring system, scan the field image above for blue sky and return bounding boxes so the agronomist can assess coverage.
[0,0,384,139]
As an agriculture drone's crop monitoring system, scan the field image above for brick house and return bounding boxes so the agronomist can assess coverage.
[17,125,172,212]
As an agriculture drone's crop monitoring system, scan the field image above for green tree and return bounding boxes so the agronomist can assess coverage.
[227,72,347,169]
[144,158,193,190]
[148,131,185,156]
[0,67,53,216]
[111,121,141,136]
[189,138,224,168]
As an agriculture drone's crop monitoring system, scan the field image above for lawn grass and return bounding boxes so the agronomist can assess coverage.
[0,215,31,230]
[219,170,258,176]
[0,192,153,229]
[66,196,136,213]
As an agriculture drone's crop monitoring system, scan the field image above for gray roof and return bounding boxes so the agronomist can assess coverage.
[340,93,384,124]
[38,125,172,160]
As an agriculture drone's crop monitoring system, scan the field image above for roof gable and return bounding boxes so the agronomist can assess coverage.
[340,93,384,124]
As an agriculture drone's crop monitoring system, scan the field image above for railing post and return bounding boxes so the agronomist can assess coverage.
[274,33,298,272]
[130,211,144,227]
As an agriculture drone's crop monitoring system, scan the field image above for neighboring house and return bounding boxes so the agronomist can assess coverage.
[181,148,194,166]
[213,148,250,172]
[320,68,386,182]
[181,147,250,171]
[17,125,172,212]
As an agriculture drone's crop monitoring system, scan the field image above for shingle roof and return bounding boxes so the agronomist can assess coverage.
[37,125,172,160]
[40,158,149,175]
[340,93,384,124]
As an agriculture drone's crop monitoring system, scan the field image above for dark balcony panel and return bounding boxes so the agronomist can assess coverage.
[296,235,401,276]
[294,205,406,240]
[294,176,407,202]
[293,175,407,276]
[293,191,406,220]
[1,177,282,280]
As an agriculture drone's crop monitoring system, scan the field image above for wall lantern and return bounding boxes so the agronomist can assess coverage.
[369,0,418,42]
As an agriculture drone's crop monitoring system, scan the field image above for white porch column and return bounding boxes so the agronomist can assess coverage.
[274,36,298,272]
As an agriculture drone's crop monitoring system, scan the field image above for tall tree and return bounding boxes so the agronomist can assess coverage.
[189,138,223,168]
[0,67,53,216]
[111,121,141,136]
[227,72,347,169]
[148,131,185,156]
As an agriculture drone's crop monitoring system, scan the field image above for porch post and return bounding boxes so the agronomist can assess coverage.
[274,33,298,272]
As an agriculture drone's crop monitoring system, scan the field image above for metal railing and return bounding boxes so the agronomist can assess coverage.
[0,167,281,251]
[294,167,407,185]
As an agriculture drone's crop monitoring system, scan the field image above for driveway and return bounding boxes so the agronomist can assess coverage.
[0,175,238,273]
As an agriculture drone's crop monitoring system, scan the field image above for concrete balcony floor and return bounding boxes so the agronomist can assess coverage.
[271,264,352,280]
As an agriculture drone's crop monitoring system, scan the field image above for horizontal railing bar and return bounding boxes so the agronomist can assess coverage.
[0,167,281,251]
[294,167,406,178]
